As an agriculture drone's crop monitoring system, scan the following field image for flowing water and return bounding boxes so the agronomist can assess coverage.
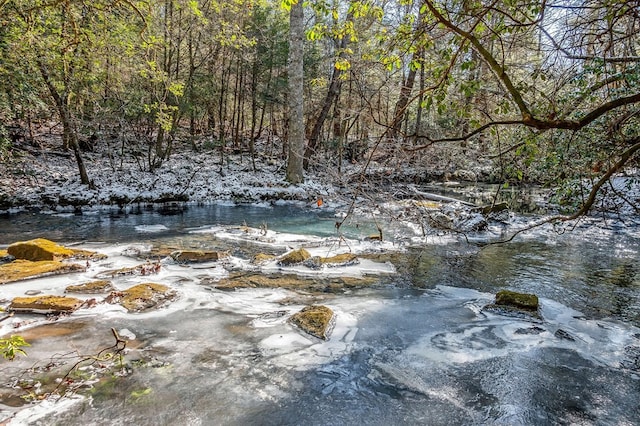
[1,203,639,425]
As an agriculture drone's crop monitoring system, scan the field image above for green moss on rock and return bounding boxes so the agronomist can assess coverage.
[213,273,379,292]
[6,238,105,262]
[495,290,539,311]
[107,283,177,312]
[65,280,115,294]
[289,305,335,340]
[0,260,86,284]
[252,253,277,265]
[10,295,83,313]
[8,238,75,261]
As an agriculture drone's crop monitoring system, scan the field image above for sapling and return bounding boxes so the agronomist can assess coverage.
[0,335,30,361]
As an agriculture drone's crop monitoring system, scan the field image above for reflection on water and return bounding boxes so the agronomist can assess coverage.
[1,204,640,425]
[0,203,378,244]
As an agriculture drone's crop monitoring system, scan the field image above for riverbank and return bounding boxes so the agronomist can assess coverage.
[0,139,337,213]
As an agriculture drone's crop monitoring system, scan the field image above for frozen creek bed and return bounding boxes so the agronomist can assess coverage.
[1,204,640,425]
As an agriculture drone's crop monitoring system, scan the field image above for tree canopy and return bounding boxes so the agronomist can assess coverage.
[0,0,638,217]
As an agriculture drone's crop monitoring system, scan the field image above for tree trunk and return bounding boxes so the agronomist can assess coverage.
[286,0,305,184]
[304,64,343,170]
[37,60,91,186]
[389,65,418,140]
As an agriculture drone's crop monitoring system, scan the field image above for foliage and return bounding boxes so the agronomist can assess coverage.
[0,0,638,216]
[0,335,30,361]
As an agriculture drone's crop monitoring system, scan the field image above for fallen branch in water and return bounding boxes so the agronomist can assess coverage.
[0,312,14,322]
[408,185,477,207]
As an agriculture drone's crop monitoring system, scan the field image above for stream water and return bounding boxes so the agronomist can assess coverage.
[1,203,639,425]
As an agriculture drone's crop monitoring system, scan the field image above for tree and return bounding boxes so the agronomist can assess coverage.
[286,0,305,183]
[2,0,146,185]
[393,0,639,218]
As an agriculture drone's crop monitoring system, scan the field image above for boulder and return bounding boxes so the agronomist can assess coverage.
[170,250,228,263]
[65,280,115,294]
[6,238,105,261]
[289,305,335,340]
[10,295,83,314]
[8,238,75,261]
[277,248,311,266]
[106,283,176,313]
[0,260,86,284]
[495,289,539,311]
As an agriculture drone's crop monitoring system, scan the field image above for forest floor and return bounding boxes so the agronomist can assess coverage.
[0,134,495,215]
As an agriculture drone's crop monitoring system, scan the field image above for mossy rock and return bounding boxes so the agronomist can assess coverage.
[215,273,314,291]
[495,290,539,311]
[70,249,108,261]
[8,238,75,261]
[0,249,12,265]
[97,262,161,278]
[213,273,379,293]
[65,280,115,294]
[6,238,105,262]
[277,248,311,266]
[252,253,277,265]
[107,283,177,313]
[320,253,359,267]
[289,305,335,340]
[0,260,86,284]
[9,295,83,314]
[170,250,228,263]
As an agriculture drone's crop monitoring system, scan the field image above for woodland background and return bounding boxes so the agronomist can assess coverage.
[0,0,639,214]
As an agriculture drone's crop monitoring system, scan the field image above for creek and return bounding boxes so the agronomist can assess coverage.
[1,202,639,425]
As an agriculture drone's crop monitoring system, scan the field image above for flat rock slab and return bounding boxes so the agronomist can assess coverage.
[289,305,335,340]
[10,295,83,314]
[96,262,161,278]
[106,283,177,312]
[0,260,86,284]
[251,253,277,265]
[170,250,228,263]
[213,273,379,292]
[65,280,115,294]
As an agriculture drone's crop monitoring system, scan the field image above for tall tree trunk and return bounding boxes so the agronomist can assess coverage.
[304,63,343,169]
[37,61,91,186]
[303,11,353,170]
[389,64,418,141]
[286,0,305,184]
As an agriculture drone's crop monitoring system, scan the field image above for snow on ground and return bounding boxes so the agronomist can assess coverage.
[0,141,339,213]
